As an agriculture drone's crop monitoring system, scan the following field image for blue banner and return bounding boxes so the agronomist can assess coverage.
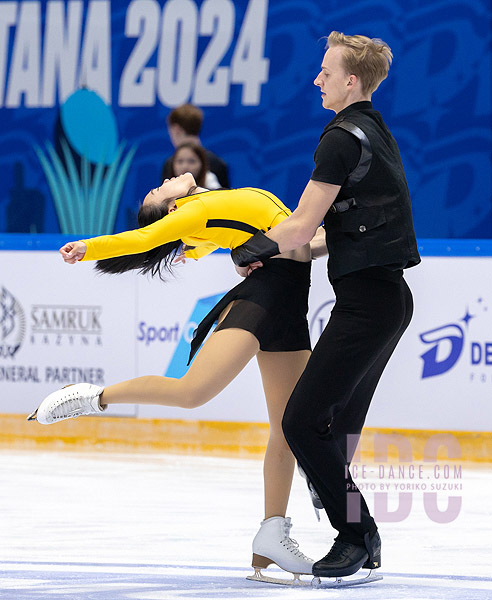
[0,0,490,238]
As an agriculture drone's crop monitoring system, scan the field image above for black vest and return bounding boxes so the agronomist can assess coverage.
[319,102,421,281]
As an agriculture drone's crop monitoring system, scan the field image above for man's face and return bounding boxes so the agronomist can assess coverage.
[314,46,353,113]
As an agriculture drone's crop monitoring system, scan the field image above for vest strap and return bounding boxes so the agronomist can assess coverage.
[330,118,373,186]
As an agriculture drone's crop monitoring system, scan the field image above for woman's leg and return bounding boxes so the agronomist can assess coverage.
[256,350,311,519]
[101,326,260,409]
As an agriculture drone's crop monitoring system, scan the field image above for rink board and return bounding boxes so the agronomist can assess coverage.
[1,413,491,463]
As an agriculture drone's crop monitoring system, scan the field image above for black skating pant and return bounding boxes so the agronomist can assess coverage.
[282,273,413,545]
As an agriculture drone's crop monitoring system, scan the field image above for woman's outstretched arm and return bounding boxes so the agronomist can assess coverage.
[59,200,208,263]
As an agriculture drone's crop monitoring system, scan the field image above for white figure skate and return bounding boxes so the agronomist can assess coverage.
[27,383,106,424]
[247,516,314,586]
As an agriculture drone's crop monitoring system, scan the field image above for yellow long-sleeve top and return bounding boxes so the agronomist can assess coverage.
[81,188,291,261]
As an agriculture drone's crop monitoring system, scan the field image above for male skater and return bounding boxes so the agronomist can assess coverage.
[232,31,420,580]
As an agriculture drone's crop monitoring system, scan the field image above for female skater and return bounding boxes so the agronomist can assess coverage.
[29,172,315,582]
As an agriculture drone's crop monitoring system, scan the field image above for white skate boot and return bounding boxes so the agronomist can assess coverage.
[27,383,106,424]
[247,516,314,585]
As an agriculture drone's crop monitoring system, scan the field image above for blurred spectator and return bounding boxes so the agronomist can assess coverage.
[170,140,216,189]
[161,104,230,188]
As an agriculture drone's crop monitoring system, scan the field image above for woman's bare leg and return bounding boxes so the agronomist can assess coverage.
[101,327,259,409]
[256,350,311,519]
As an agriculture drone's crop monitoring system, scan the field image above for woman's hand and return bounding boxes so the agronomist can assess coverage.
[310,226,328,259]
[59,241,87,264]
[172,248,187,265]
[235,265,249,277]
[235,261,263,277]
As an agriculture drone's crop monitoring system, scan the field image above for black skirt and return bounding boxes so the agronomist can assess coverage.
[188,259,312,364]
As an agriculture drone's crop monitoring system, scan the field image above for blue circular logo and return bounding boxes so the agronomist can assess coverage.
[60,89,118,165]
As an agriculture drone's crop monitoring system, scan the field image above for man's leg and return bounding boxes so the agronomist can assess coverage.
[282,276,412,544]
[331,278,414,463]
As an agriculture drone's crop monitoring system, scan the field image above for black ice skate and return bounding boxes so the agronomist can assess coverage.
[297,464,323,521]
[311,531,383,588]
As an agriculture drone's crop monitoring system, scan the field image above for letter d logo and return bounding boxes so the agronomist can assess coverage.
[419,324,464,378]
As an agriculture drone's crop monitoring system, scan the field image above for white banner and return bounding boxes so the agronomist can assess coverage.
[0,251,137,416]
[1,251,491,432]
[374,258,492,432]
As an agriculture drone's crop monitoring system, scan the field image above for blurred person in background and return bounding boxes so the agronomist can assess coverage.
[162,103,230,189]
[171,140,221,190]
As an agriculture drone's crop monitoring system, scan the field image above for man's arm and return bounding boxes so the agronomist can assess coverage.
[268,180,340,251]
[231,179,340,266]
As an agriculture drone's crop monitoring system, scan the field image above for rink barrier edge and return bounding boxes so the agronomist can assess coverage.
[1,414,491,463]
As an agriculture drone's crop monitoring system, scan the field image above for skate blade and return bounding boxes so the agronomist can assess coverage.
[312,570,383,588]
[26,408,39,422]
[298,464,323,520]
[247,568,311,586]
[26,385,74,422]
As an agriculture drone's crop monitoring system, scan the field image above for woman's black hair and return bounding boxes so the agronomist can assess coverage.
[95,199,182,280]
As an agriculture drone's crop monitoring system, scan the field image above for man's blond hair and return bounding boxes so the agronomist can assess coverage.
[327,31,393,95]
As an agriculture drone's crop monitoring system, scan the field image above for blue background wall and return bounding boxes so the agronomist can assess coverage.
[0,0,490,238]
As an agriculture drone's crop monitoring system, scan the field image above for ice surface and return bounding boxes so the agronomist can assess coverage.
[1,450,491,599]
